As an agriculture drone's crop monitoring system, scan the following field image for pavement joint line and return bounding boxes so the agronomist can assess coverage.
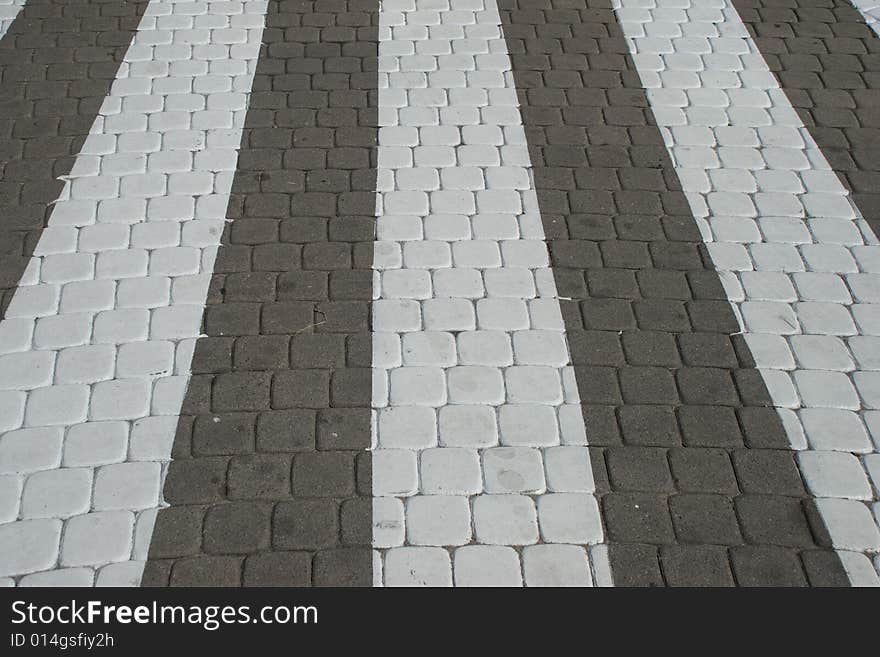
[0,0,269,586]
[613,0,880,584]
[372,0,603,587]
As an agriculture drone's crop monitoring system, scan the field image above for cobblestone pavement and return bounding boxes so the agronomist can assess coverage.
[0,0,879,587]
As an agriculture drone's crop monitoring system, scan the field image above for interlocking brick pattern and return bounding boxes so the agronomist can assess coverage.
[142,0,378,587]
[732,0,880,232]
[0,0,267,586]
[0,0,149,319]
[614,0,880,582]
[498,0,851,585]
[372,0,604,587]
[1,0,879,588]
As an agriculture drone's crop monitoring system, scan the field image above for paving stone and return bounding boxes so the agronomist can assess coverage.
[482,447,545,494]
[0,427,63,475]
[447,366,505,405]
[544,446,595,493]
[605,543,664,587]
[729,546,808,587]
[144,506,204,561]
[800,409,873,453]
[618,406,680,447]
[669,494,743,546]
[420,448,481,495]
[61,512,133,567]
[95,562,145,588]
[406,496,471,546]
[438,405,498,447]
[537,493,603,545]
[273,500,338,551]
[669,448,738,495]
[606,447,674,493]
[243,552,311,587]
[472,494,538,545]
[169,556,243,587]
[0,519,62,577]
[20,568,95,588]
[228,455,291,501]
[372,449,418,498]
[203,502,271,555]
[603,493,675,545]
[373,497,405,549]
[793,370,860,410]
[522,545,592,587]
[20,468,91,520]
[735,496,816,548]
[798,451,873,500]
[453,545,523,587]
[732,450,805,496]
[835,549,880,587]
[813,498,880,552]
[383,547,452,586]
[660,545,735,587]
[93,462,161,511]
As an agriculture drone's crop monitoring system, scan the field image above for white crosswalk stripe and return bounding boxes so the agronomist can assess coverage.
[0,0,268,586]
[372,0,608,587]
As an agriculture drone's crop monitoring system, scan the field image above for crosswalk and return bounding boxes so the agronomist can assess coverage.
[0,0,877,586]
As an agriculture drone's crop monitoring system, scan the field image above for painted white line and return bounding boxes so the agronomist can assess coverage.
[0,0,26,41]
[0,0,268,586]
[614,0,880,584]
[850,0,880,34]
[372,0,604,587]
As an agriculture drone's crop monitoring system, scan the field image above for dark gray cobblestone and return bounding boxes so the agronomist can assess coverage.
[143,0,378,587]
[497,0,849,586]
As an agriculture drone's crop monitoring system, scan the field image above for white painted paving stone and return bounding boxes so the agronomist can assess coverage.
[452,545,523,587]
[613,0,880,580]
[0,0,269,584]
[372,0,603,587]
